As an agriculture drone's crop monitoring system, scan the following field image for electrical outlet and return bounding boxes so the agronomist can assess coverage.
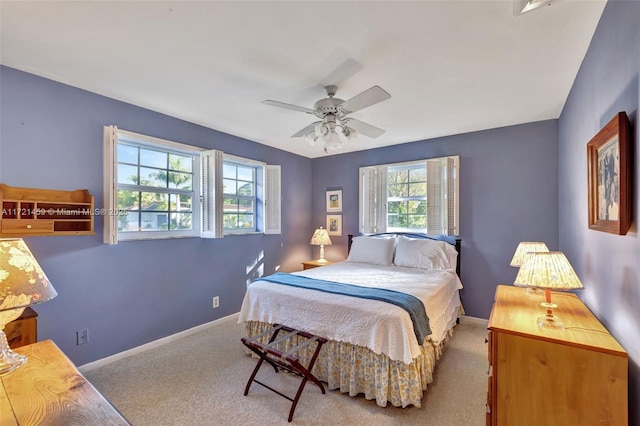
[212,296,220,309]
[77,329,89,345]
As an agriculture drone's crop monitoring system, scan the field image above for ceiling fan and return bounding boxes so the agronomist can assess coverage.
[262,85,391,152]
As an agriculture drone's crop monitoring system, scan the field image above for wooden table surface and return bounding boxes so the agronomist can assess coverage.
[0,339,130,425]
[488,285,626,356]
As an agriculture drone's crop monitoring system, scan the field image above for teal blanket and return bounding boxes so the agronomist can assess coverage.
[258,272,431,343]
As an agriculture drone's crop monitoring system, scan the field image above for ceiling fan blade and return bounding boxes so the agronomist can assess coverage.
[344,118,386,139]
[291,121,322,138]
[319,58,364,87]
[262,100,316,115]
[339,86,391,114]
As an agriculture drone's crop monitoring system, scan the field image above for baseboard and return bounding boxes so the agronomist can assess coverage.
[459,315,488,327]
[78,312,240,373]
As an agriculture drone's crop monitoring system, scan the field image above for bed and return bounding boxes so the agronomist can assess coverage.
[238,233,463,408]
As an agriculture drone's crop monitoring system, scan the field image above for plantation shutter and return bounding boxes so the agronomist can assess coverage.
[359,166,387,233]
[201,149,224,238]
[103,125,118,245]
[426,158,445,235]
[264,165,281,234]
[426,156,459,236]
[446,156,459,235]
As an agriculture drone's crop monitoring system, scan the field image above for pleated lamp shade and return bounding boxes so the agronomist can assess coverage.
[514,251,583,291]
[509,242,549,267]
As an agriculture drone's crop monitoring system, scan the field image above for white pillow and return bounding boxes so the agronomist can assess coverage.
[346,236,396,266]
[394,236,457,270]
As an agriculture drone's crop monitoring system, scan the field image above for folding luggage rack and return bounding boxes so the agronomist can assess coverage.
[241,324,327,422]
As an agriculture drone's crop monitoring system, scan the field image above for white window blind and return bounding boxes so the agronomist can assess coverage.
[426,158,443,234]
[426,156,460,235]
[264,165,281,234]
[359,166,387,233]
[446,156,459,235]
[103,126,119,245]
[201,149,224,238]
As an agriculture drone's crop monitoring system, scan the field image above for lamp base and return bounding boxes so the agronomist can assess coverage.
[316,244,328,263]
[0,330,27,376]
[537,314,565,331]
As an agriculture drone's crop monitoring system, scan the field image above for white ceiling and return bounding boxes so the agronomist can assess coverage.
[0,1,606,158]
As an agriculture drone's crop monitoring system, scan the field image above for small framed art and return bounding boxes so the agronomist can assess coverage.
[326,190,342,212]
[587,111,631,235]
[326,214,342,236]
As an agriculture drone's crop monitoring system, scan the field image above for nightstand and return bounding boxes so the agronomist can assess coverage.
[302,260,335,270]
[4,306,38,349]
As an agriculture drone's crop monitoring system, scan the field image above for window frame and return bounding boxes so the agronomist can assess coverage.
[222,154,264,235]
[110,129,203,242]
[359,155,459,236]
[386,161,428,232]
[103,126,282,244]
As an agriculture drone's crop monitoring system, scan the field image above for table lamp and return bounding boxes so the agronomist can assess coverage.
[510,241,549,294]
[310,227,332,263]
[514,251,583,330]
[509,242,549,267]
[0,238,58,375]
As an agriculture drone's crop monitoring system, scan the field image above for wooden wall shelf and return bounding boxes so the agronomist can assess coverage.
[0,184,95,237]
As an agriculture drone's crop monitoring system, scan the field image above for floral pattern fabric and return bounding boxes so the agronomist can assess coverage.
[245,321,455,408]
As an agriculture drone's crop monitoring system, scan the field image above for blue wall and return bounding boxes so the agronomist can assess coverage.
[0,66,313,365]
[312,120,560,319]
[4,3,638,418]
[2,64,561,365]
[558,0,640,423]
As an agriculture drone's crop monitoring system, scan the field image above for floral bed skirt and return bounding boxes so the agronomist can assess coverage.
[244,321,455,408]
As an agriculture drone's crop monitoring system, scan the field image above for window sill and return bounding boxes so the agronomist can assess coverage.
[117,234,200,242]
[224,231,262,236]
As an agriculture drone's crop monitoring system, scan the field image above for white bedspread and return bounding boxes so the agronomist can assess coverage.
[238,261,463,364]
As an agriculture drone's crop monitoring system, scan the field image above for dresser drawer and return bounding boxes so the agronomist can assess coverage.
[1,219,54,234]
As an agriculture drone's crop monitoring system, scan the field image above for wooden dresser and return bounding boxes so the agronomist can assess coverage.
[0,340,130,425]
[487,285,627,426]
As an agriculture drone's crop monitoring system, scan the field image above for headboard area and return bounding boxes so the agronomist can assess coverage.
[347,233,462,276]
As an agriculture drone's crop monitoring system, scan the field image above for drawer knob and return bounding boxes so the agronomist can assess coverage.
[27,224,32,229]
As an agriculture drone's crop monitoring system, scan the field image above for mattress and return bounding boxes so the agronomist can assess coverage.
[238,260,463,364]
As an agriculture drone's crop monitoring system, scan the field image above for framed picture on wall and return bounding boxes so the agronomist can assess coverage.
[326,214,342,236]
[326,189,342,212]
[587,111,631,235]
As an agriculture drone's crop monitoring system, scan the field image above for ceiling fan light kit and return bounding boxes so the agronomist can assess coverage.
[302,113,356,153]
[262,84,391,153]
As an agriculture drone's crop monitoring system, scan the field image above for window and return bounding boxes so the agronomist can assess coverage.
[222,155,267,235]
[116,141,198,237]
[359,156,459,236]
[223,161,256,233]
[104,126,281,243]
[387,163,427,230]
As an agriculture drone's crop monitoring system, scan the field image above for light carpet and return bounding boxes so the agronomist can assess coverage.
[85,315,488,425]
